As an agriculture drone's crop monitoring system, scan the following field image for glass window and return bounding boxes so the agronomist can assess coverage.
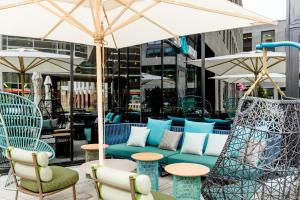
[261,30,275,51]
[243,33,252,52]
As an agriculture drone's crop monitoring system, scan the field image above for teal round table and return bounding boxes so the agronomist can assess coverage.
[131,152,163,191]
[165,163,210,200]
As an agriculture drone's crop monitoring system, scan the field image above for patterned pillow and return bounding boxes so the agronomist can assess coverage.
[158,130,183,151]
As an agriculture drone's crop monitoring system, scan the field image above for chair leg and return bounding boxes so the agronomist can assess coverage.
[72,185,76,200]
[15,190,18,200]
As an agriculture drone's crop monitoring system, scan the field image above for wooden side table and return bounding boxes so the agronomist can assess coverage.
[81,144,109,162]
[131,152,163,191]
[165,163,210,200]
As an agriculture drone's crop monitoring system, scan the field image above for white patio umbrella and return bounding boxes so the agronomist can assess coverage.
[210,73,286,84]
[0,48,82,94]
[32,72,43,106]
[44,75,53,114]
[188,51,299,76]
[0,0,276,164]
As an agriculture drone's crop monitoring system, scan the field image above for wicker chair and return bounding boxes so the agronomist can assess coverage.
[0,92,55,187]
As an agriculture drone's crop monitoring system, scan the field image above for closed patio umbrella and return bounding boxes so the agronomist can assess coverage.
[44,75,53,114]
[32,72,43,106]
[0,0,276,164]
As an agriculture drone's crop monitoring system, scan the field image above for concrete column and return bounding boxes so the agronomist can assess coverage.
[286,0,300,98]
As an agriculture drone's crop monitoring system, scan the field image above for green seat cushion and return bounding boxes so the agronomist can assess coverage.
[20,166,79,193]
[152,191,175,200]
[167,154,218,170]
[106,143,178,164]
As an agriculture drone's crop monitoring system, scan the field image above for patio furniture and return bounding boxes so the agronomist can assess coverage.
[203,42,300,200]
[80,159,136,178]
[165,163,210,200]
[6,147,78,200]
[179,95,212,120]
[132,152,163,191]
[91,165,174,200]
[0,92,55,187]
[81,144,109,162]
[103,123,230,176]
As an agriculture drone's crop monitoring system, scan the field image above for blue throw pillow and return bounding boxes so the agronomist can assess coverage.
[183,120,215,151]
[146,118,172,146]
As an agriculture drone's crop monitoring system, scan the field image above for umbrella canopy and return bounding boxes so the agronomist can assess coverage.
[188,51,299,76]
[0,48,82,94]
[0,0,276,164]
[210,73,286,84]
[32,72,43,106]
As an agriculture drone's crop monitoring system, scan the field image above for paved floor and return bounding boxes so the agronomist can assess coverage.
[0,165,173,200]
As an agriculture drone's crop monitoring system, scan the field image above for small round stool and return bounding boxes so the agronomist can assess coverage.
[131,152,163,191]
[165,163,210,200]
[81,144,108,162]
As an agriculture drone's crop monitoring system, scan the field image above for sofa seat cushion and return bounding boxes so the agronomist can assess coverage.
[167,154,218,170]
[106,143,178,164]
[20,166,79,193]
[152,191,175,200]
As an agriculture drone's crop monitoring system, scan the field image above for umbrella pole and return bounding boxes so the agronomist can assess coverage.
[20,72,25,96]
[95,38,104,165]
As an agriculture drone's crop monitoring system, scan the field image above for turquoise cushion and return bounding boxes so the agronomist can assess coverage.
[112,114,122,123]
[105,112,112,120]
[42,119,52,129]
[167,116,185,123]
[105,143,177,164]
[167,153,218,170]
[204,118,230,125]
[184,120,215,133]
[146,118,172,146]
[183,120,215,149]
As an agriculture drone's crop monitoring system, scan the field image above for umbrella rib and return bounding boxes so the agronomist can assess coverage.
[205,59,235,69]
[156,0,277,25]
[26,58,50,71]
[88,0,98,32]
[37,1,93,37]
[37,58,70,72]
[236,58,255,72]
[266,59,286,71]
[105,1,178,39]
[102,5,118,49]
[25,57,39,70]
[0,60,19,72]
[0,0,44,10]
[42,0,86,40]
[0,57,20,71]
[102,0,136,35]
[114,0,178,38]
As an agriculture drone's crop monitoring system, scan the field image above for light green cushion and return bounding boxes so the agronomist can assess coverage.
[106,143,178,164]
[20,166,79,193]
[167,154,218,170]
[151,191,175,200]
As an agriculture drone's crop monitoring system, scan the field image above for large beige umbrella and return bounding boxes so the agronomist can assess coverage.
[0,48,82,94]
[0,0,276,164]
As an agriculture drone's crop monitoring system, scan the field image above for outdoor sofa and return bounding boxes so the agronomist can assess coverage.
[104,121,231,175]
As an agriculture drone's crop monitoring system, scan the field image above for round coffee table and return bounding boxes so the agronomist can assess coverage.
[80,159,136,177]
[131,152,163,191]
[165,163,210,200]
[80,144,109,162]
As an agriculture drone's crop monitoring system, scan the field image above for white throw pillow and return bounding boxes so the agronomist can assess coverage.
[181,132,207,155]
[127,127,150,147]
[204,134,228,156]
